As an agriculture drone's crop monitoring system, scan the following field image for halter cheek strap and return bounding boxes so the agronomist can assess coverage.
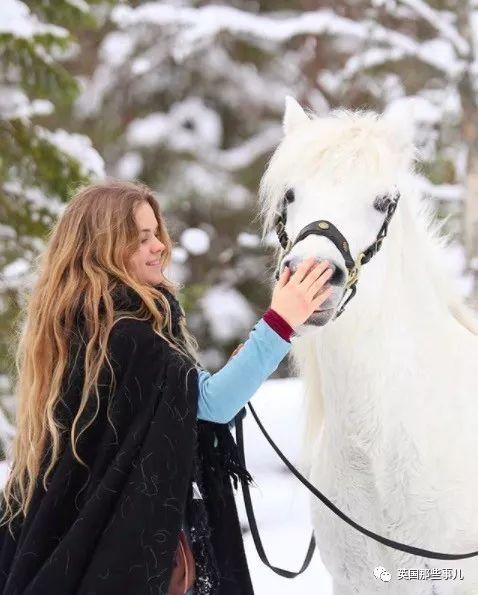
[273,190,400,319]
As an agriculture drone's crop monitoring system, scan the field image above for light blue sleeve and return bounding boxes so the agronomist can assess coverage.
[196,317,292,424]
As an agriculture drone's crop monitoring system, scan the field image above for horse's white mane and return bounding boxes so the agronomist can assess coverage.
[255,104,478,472]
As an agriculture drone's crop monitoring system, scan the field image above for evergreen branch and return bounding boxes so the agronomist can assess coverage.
[0,119,89,201]
[0,36,79,104]
[25,0,98,29]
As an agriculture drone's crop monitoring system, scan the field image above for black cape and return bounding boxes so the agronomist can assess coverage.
[0,283,254,595]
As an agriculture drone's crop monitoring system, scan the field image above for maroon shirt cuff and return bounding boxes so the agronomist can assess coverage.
[262,308,295,342]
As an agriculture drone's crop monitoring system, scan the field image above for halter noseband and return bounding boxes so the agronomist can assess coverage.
[273,189,400,319]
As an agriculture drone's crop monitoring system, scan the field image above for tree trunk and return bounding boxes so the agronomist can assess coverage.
[465,142,478,308]
[457,2,478,307]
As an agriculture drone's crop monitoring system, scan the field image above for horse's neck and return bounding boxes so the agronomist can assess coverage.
[316,209,453,435]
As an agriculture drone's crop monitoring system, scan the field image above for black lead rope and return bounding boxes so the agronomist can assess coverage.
[235,403,478,564]
[238,186,478,572]
[234,408,316,577]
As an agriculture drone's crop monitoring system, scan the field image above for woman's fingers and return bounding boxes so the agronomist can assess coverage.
[277,265,291,288]
[312,286,334,309]
[304,265,333,293]
[290,256,328,285]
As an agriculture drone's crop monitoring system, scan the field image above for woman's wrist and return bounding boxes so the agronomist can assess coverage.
[262,308,295,342]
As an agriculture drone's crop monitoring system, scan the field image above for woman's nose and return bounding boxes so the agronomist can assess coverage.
[153,239,165,253]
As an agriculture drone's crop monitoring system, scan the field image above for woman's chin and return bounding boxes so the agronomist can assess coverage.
[134,272,164,287]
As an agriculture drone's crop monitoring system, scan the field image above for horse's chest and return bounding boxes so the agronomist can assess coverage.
[309,439,420,580]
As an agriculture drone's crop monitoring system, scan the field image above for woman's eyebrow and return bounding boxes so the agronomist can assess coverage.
[140,225,159,232]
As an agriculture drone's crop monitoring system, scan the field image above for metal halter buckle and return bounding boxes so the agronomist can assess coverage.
[272,188,400,317]
[346,252,365,289]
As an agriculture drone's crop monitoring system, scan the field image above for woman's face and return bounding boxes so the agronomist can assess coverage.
[128,201,166,286]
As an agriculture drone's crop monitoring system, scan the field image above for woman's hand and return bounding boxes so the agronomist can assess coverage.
[270,256,334,329]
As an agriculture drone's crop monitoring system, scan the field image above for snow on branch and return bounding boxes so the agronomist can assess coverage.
[35,127,105,178]
[339,47,407,82]
[209,126,282,171]
[126,96,281,172]
[416,174,465,202]
[0,0,69,40]
[396,0,469,57]
[0,87,54,120]
[65,0,90,13]
[111,3,464,77]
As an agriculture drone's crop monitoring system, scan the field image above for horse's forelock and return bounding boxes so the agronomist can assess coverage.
[258,108,413,240]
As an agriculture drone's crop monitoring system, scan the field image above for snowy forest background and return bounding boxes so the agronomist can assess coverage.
[1,1,478,591]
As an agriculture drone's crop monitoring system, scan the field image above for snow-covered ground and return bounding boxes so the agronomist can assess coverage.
[233,378,333,593]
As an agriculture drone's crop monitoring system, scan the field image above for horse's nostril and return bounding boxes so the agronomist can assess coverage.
[282,257,346,285]
[283,257,301,275]
[329,266,345,286]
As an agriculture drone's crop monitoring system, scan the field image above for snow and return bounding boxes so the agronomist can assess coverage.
[99,31,135,67]
[111,3,465,77]
[111,4,382,49]
[35,127,105,178]
[200,286,256,343]
[174,163,231,201]
[127,98,222,151]
[0,462,11,491]
[419,37,465,78]
[126,113,168,148]
[415,175,464,202]
[394,0,469,56]
[0,88,53,120]
[75,65,116,117]
[2,258,30,281]
[3,180,64,214]
[65,0,89,13]
[0,0,68,39]
[115,151,144,180]
[237,233,261,249]
[227,186,250,210]
[171,246,188,264]
[213,127,282,172]
[180,228,210,255]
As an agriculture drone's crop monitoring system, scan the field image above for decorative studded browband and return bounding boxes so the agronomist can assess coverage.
[273,189,400,319]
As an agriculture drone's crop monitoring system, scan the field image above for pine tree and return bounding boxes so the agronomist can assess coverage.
[75,1,477,371]
[0,0,105,456]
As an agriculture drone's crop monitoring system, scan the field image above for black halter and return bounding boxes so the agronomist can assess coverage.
[273,189,401,318]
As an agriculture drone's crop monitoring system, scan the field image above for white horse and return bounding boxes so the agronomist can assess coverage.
[258,96,478,595]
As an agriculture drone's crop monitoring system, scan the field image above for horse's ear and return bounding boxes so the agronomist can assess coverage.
[283,96,309,135]
[382,102,417,168]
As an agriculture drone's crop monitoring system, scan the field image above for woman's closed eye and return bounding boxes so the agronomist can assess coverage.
[141,231,160,244]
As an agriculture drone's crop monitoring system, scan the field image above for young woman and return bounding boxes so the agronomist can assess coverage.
[0,180,333,595]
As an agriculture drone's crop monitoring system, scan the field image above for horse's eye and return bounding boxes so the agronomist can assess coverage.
[285,189,295,204]
[374,193,390,213]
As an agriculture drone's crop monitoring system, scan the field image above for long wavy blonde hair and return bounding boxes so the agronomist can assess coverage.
[0,179,201,535]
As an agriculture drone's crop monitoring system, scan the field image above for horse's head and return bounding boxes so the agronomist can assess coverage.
[259,96,417,327]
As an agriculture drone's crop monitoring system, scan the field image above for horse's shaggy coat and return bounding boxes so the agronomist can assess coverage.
[259,97,478,595]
